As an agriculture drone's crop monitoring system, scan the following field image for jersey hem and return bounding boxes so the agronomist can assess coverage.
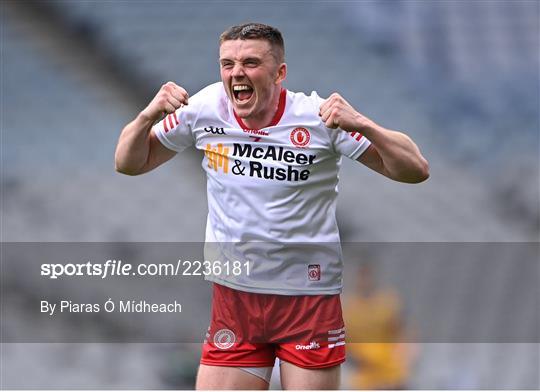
[205,276,342,296]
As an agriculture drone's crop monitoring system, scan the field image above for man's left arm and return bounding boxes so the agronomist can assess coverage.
[320,93,429,184]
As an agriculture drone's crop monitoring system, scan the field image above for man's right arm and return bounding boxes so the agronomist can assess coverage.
[115,82,189,176]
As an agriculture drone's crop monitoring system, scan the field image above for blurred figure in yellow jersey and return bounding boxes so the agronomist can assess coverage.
[344,262,418,389]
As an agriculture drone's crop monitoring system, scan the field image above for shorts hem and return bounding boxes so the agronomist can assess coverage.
[201,359,275,368]
[278,356,345,369]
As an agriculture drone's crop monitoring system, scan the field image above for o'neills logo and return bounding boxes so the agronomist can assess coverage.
[295,341,320,350]
[290,127,310,147]
[243,129,269,136]
[214,329,235,350]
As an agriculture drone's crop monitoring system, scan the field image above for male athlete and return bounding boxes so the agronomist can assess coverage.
[115,23,429,390]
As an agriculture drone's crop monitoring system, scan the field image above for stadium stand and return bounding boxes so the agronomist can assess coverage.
[2,0,538,389]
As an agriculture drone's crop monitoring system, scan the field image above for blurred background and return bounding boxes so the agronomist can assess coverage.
[1,0,538,389]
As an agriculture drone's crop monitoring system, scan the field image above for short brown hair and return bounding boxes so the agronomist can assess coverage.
[220,23,285,63]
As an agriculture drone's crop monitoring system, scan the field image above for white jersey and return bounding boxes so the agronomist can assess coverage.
[154,82,370,295]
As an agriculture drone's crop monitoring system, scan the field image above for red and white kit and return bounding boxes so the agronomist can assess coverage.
[153,82,370,367]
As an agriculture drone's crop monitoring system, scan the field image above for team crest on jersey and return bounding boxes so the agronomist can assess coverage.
[213,328,236,349]
[290,127,310,148]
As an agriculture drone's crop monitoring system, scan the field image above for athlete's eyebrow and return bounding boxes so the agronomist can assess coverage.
[243,57,261,63]
[219,56,263,65]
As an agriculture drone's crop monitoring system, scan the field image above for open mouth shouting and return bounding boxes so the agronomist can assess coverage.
[232,84,254,105]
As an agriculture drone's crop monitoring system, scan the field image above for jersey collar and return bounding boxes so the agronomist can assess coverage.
[233,88,287,131]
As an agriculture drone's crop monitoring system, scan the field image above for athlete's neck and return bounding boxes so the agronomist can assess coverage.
[240,87,282,130]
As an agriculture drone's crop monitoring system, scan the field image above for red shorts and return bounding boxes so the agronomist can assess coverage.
[200,283,345,369]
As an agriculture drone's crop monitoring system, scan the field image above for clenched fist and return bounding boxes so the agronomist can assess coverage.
[319,93,374,133]
[140,81,189,122]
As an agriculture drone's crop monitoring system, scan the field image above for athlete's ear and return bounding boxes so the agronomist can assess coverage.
[275,63,287,84]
